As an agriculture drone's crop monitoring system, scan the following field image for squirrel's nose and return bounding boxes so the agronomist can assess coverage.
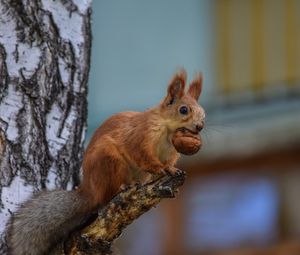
[196,123,204,132]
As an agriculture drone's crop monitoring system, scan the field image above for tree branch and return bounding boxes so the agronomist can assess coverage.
[51,171,186,255]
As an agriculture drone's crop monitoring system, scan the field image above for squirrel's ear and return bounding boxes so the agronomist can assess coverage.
[188,72,202,101]
[164,68,187,105]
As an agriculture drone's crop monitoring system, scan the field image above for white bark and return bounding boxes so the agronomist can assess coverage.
[0,0,92,252]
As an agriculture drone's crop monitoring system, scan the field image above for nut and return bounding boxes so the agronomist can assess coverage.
[172,129,202,155]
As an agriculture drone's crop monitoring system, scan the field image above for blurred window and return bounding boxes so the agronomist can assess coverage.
[185,174,279,252]
[215,0,300,95]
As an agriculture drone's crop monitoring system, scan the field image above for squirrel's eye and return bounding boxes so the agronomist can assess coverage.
[179,105,189,115]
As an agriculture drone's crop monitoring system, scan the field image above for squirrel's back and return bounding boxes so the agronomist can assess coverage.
[8,190,90,255]
[85,111,143,149]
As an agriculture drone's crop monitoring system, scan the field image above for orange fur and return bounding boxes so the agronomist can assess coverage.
[80,68,205,208]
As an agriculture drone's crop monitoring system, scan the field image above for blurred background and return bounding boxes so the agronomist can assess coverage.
[88,0,300,254]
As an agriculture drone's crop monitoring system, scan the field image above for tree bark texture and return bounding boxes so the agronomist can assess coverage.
[51,172,186,255]
[0,0,92,252]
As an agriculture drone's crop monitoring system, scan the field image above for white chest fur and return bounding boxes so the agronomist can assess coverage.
[156,131,175,163]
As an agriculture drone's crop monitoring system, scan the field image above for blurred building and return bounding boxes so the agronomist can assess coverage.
[88,0,300,254]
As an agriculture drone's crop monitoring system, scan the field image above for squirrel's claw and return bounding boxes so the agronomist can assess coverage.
[164,166,183,176]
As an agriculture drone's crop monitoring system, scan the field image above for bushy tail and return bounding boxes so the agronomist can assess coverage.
[7,190,90,255]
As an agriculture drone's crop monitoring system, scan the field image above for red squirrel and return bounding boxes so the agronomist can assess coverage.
[8,68,205,255]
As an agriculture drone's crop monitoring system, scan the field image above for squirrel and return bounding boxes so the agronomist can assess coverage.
[7,68,205,255]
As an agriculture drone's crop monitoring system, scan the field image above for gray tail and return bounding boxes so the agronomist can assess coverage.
[7,190,89,255]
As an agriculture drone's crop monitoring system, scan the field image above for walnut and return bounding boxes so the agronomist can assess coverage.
[172,129,202,155]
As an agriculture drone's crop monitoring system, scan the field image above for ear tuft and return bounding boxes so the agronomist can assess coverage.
[166,68,187,104]
[188,72,203,101]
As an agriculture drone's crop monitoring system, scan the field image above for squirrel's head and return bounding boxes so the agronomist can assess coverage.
[159,68,205,135]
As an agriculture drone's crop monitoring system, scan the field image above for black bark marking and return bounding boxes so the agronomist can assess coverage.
[0,44,8,102]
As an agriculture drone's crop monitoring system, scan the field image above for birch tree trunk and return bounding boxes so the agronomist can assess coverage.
[0,0,92,252]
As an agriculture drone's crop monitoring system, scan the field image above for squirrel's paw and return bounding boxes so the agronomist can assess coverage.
[163,166,184,176]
